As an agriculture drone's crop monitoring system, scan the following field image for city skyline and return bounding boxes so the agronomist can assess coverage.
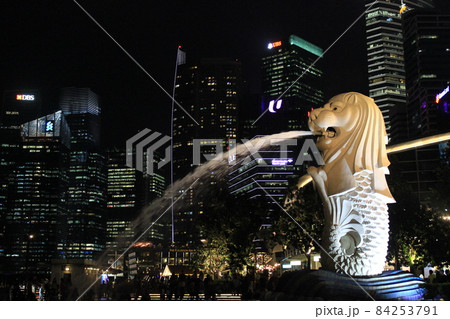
[0,0,385,146]
[1,0,450,304]
[2,1,449,147]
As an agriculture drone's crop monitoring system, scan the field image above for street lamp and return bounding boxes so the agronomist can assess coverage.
[25,234,34,273]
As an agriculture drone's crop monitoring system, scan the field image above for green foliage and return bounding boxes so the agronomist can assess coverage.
[194,188,271,276]
[191,236,230,279]
[272,182,324,267]
[387,151,450,269]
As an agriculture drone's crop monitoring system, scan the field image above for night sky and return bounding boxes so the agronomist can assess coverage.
[1,1,449,147]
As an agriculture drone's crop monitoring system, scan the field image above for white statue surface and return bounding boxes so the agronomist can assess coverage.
[307,92,395,276]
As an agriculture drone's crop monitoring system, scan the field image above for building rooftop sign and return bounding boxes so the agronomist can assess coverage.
[16,94,35,101]
[267,41,282,49]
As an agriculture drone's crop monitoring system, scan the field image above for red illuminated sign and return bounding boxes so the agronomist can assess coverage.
[268,41,282,49]
[272,41,282,47]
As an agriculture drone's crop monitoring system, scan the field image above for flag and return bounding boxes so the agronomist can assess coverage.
[176,48,186,66]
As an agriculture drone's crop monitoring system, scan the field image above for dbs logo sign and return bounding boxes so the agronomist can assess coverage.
[16,94,35,101]
[267,41,282,49]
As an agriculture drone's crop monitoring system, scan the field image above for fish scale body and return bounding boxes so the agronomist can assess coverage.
[321,170,389,276]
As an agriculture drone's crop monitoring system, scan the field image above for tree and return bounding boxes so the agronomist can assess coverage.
[194,188,272,276]
[192,236,230,279]
[272,182,324,269]
[387,150,450,270]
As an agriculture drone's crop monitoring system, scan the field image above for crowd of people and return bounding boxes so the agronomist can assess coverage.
[0,277,79,301]
[100,271,280,301]
[2,266,450,300]
[0,271,281,301]
[424,268,449,284]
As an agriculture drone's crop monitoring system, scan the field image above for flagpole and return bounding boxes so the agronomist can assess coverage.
[170,46,182,244]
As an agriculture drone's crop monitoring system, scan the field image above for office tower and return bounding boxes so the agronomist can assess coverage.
[403,8,450,137]
[59,88,107,259]
[393,8,450,202]
[144,151,167,204]
[260,35,324,133]
[106,148,143,254]
[365,0,434,137]
[228,145,303,204]
[4,111,70,275]
[172,56,242,246]
[0,128,21,266]
[0,90,43,271]
[106,148,169,269]
[173,57,241,180]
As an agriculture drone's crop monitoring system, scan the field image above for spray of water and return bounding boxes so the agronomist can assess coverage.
[90,131,313,285]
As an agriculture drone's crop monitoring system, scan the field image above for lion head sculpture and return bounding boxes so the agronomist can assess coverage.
[308,92,394,203]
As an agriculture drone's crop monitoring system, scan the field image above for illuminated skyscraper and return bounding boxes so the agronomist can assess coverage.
[173,57,241,180]
[59,87,107,259]
[105,149,167,248]
[0,127,19,264]
[365,0,434,137]
[106,149,143,253]
[260,35,324,133]
[392,7,450,202]
[4,111,70,275]
[402,8,450,138]
[0,90,43,270]
[228,146,304,204]
[172,55,242,246]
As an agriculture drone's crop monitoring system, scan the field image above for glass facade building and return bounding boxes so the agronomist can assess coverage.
[392,8,450,203]
[260,35,324,133]
[365,0,434,137]
[173,57,241,180]
[228,148,303,204]
[0,127,21,263]
[59,88,107,260]
[106,148,168,270]
[4,111,70,275]
[60,87,100,116]
[173,55,242,246]
[403,8,450,138]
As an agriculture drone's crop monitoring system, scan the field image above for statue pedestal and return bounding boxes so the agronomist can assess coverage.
[268,270,425,301]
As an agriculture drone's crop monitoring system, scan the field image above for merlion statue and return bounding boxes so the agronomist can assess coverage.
[307,92,395,276]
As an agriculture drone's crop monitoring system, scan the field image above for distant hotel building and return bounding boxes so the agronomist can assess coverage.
[365,0,434,137]
[259,34,324,133]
